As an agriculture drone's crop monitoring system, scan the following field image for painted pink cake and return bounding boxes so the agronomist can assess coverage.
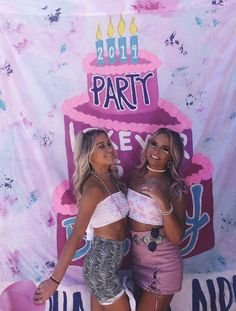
[53,48,214,265]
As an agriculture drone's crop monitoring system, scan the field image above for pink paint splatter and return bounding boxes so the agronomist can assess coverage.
[8,250,20,276]
[4,195,18,205]
[22,117,32,127]
[132,0,180,16]
[13,38,31,54]
[0,206,7,217]
[47,212,55,227]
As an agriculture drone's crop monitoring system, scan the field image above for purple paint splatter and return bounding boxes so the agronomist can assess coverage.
[46,8,62,24]
[8,250,20,276]
[165,32,188,56]
[34,131,55,147]
[0,175,14,189]
[0,61,13,76]
[221,213,236,231]
[212,0,224,6]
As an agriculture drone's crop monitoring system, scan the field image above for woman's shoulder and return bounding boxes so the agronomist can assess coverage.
[82,176,105,200]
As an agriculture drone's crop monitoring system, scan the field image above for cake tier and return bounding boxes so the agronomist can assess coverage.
[82,50,161,115]
[62,94,192,184]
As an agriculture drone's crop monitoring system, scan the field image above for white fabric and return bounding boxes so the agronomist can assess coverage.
[127,189,163,225]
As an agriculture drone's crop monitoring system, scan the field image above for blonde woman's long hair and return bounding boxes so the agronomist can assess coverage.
[72,129,123,205]
[138,128,187,200]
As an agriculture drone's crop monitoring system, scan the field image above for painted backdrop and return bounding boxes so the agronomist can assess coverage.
[0,0,236,310]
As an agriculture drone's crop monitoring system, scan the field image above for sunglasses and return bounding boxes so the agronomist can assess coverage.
[148,140,170,154]
[133,228,164,252]
[147,228,161,252]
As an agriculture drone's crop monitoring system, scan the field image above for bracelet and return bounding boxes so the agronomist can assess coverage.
[160,204,173,216]
[50,276,60,285]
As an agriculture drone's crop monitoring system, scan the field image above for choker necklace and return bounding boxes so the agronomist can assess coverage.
[146,165,166,173]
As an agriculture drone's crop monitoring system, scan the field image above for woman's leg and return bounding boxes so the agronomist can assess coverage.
[102,293,131,311]
[137,289,173,311]
[91,293,104,311]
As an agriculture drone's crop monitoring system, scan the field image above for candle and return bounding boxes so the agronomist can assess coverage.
[118,15,127,63]
[106,17,116,64]
[129,17,138,64]
[95,23,104,66]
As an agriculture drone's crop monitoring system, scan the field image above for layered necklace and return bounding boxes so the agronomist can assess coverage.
[90,170,120,195]
[146,165,166,173]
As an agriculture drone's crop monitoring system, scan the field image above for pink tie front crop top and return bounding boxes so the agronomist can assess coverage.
[86,191,129,239]
[127,188,163,226]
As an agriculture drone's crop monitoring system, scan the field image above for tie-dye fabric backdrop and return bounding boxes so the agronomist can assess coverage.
[0,0,236,310]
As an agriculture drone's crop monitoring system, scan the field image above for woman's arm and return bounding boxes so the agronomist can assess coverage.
[141,181,186,245]
[33,185,102,304]
[159,195,186,245]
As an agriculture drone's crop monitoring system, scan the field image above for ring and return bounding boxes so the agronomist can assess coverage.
[39,299,43,304]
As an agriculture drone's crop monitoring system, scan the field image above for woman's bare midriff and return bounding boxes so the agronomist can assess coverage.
[129,218,163,232]
[94,218,127,241]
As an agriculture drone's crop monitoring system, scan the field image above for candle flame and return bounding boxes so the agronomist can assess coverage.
[107,17,114,38]
[96,23,102,40]
[129,17,137,35]
[118,15,126,37]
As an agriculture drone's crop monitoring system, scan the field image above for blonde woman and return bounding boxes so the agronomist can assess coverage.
[127,127,187,311]
[34,128,135,311]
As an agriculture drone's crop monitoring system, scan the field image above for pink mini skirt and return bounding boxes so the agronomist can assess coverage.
[130,229,183,295]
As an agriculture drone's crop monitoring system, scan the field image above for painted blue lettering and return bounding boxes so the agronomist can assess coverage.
[104,77,122,110]
[181,184,210,256]
[49,290,84,310]
[217,277,233,310]
[49,290,58,311]
[192,279,207,311]
[62,217,91,260]
[90,76,105,106]
[136,72,154,105]
[233,275,236,303]
[125,73,139,107]
[115,77,136,110]
[206,279,217,311]
[73,292,84,310]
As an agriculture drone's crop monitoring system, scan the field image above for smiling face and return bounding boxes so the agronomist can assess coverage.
[146,133,171,170]
[90,133,116,170]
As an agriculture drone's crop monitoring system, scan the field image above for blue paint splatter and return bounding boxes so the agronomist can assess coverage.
[195,17,203,27]
[217,255,226,266]
[212,19,220,27]
[204,137,213,143]
[177,66,188,72]
[26,190,39,208]
[60,43,67,54]
[0,99,6,110]
[230,112,236,119]
[30,190,39,202]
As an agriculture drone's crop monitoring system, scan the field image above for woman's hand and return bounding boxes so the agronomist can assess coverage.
[33,278,58,305]
[141,180,170,206]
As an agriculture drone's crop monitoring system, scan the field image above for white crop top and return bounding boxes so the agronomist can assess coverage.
[86,191,129,240]
[127,188,163,226]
